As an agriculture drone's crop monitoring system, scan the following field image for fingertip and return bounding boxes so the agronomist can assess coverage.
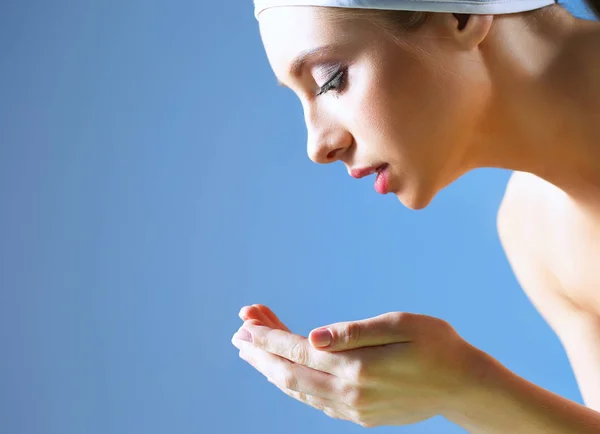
[309,328,333,349]
[238,305,250,319]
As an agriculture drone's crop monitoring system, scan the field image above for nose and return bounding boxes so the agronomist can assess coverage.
[305,107,353,164]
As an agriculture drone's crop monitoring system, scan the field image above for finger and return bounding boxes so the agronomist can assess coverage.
[268,372,353,421]
[241,323,342,375]
[274,384,331,411]
[234,335,340,400]
[239,304,290,332]
[323,407,350,422]
[279,387,328,411]
[239,305,274,328]
[309,312,416,351]
[246,319,266,327]
[278,387,352,421]
[236,338,354,423]
[254,304,290,332]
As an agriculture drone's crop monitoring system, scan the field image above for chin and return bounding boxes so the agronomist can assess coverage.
[394,187,435,211]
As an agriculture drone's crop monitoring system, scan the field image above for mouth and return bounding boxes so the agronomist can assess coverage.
[350,164,390,195]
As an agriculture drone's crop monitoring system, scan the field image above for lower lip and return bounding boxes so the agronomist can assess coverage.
[374,166,390,194]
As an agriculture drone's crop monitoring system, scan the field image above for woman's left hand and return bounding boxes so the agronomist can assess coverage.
[232,308,482,428]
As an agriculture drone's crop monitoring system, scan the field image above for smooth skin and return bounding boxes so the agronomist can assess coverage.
[232,4,600,432]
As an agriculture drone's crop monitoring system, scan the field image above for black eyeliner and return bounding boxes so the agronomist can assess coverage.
[317,68,347,96]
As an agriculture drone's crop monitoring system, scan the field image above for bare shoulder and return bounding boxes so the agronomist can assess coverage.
[496,172,576,327]
[497,171,559,254]
[498,174,600,411]
[496,171,529,243]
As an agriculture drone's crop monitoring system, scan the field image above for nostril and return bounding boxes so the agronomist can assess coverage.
[326,148,342,161]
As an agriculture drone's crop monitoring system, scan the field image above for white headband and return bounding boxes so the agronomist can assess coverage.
[254,0,556,18]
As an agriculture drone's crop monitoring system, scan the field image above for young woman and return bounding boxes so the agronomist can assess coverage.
[232,0,600,431]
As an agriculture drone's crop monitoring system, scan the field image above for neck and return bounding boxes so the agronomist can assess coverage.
[467,6,600,200]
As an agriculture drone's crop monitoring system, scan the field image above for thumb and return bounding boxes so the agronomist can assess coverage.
[308,312,415,351]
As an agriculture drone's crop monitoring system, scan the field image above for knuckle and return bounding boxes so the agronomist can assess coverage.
[296,391,308,403]
[388,311,411,327]
[425,315,456,340]
[289,340,309,365]
[437,317,455,332]
[343,322,361,345]
[281,370,298,391]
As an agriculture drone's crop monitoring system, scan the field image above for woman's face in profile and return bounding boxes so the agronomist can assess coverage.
[258,7,493,209]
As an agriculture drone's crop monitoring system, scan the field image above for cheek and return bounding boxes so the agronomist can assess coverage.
[353,56,442,163]
[344,50,488,180]
[343,60,417,157]
[353,53,489,207]
[384,56,488,166]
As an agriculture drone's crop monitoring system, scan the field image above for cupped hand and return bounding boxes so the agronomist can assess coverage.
[232,309,481,428]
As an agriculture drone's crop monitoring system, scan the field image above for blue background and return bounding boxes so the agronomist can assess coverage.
[0,1,595,433]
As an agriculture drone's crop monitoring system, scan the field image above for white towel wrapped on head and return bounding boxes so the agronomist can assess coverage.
[254,0,556,18]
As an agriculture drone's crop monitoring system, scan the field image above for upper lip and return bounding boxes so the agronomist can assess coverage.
[349,164,387,179]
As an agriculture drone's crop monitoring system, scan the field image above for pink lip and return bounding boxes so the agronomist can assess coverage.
[350,165,386,179]
[374,165,390,195]
[349,164,391,194]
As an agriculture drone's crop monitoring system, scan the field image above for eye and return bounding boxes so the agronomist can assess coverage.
[317,68,347,96]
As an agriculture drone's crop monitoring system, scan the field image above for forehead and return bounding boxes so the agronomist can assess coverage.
[258,7,336,47]
[257,7,369,77]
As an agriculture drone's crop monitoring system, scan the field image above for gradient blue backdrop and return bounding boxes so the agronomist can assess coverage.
[0,1,596,433]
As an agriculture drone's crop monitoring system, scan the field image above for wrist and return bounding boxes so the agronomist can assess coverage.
[441,343,506,424]
[441,345,600,434]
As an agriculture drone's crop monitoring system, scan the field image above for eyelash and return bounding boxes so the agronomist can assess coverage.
[317,68,347,97]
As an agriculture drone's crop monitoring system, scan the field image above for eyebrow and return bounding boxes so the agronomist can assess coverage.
[277,44,342,88]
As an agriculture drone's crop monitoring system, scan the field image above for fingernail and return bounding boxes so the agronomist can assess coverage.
[311,328,332,348]
[235,328,253,343]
